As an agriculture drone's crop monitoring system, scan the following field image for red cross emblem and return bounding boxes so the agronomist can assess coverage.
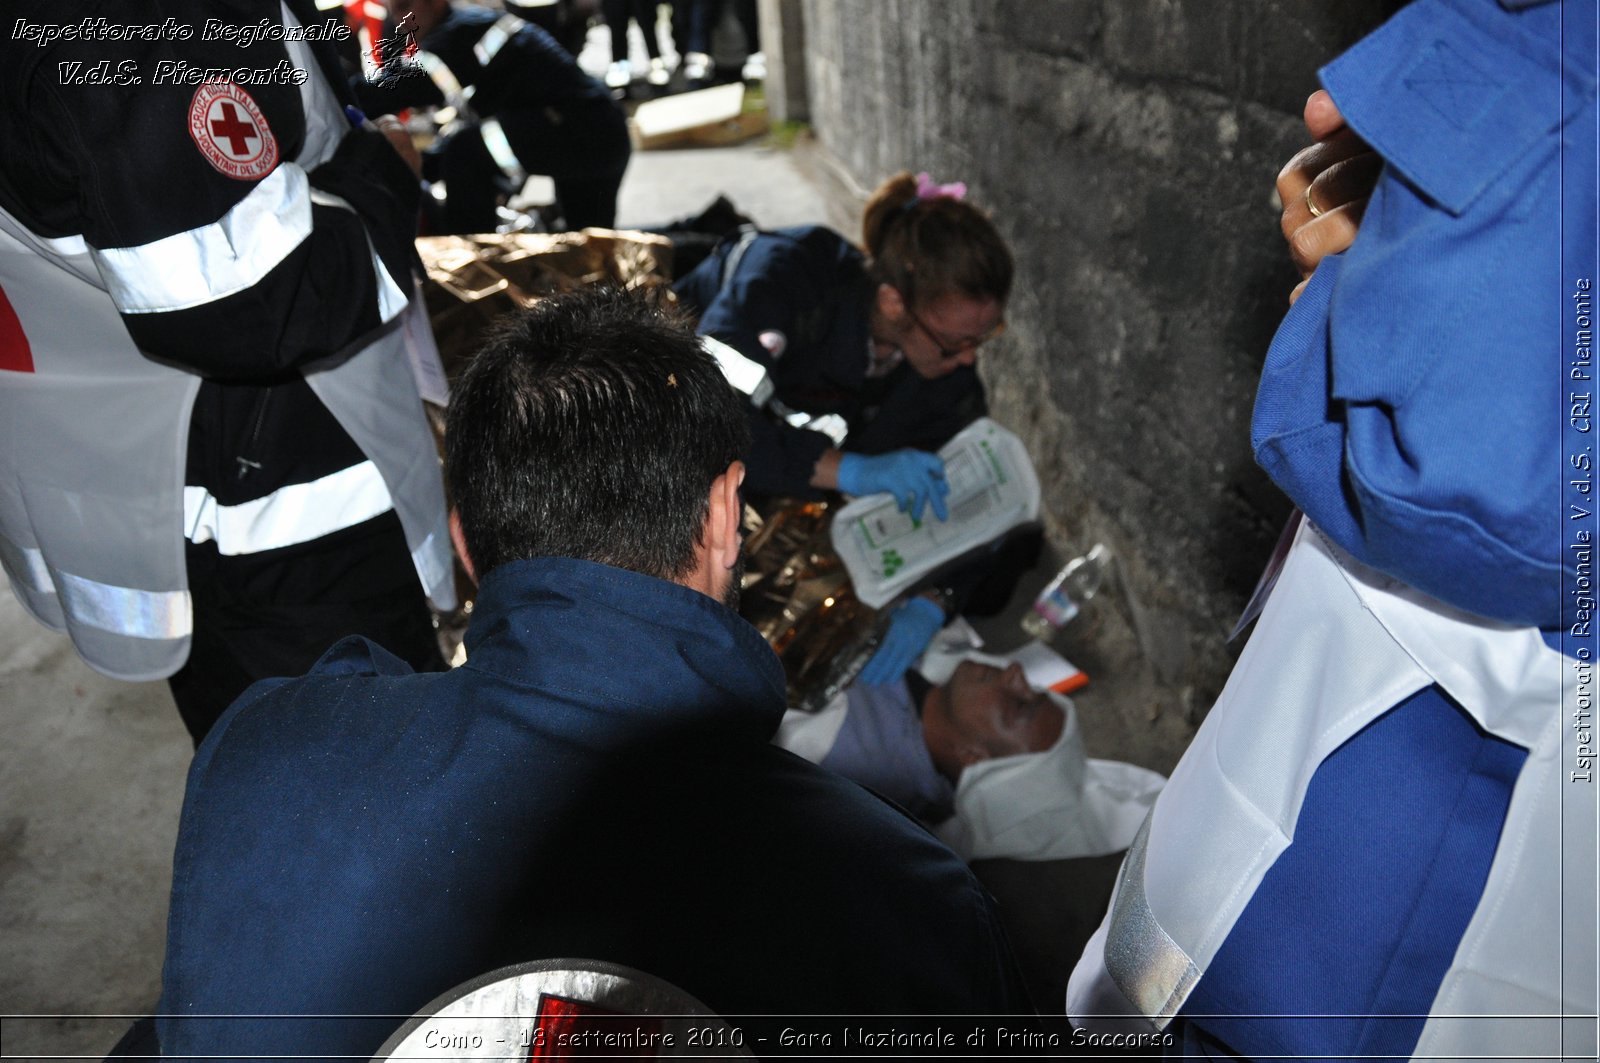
[188,81,279,181]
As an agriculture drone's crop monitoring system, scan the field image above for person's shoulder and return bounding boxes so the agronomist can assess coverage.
[193,636,428,771]
[751,744,977,878]
[435,4,498,40]
[750,227,865,282]
[773,225,858,257]
[307,633,421,678]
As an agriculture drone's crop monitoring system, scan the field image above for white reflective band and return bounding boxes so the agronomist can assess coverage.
[479,118,526,182]
[40,232,89,258]
[306,188,410,322]
[417,52,467,105]
[314,0,343,8]
[701,335,774,407]
[474,14,527,67]
[7,543,54,593]
[1102,814,1200,1027]
[94,165,313,314]
[55,570,191,640]
[411,526,450,600]
[3,542,189,639]
[364,1,386,18]
[183,460,395,556]
[777,405,849,447]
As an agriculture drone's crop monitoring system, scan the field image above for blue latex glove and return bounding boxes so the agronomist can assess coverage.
[836,449,950,522]
[858,595,945,686]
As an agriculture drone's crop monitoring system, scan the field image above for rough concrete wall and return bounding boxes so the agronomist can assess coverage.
[757,0,810,123]
[799,0,1397,756]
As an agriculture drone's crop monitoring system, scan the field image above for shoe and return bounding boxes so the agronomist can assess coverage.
[689,194,752,238]
[647,56,670,86]
[741,51,766,82]
[683,51,712,83]
[605,60,632,89]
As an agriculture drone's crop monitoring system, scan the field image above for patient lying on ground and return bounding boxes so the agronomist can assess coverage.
[775,643,1164,863]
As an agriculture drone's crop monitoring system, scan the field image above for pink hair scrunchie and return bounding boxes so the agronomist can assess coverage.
[913,172,967,202]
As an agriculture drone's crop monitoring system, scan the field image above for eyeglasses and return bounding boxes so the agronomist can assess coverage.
[905,304,1007,360]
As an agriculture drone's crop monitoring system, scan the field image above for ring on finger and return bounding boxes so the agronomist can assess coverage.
[1303,184,1324,219]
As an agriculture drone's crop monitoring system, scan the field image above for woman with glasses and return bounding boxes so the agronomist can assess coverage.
[674,171,1017,686]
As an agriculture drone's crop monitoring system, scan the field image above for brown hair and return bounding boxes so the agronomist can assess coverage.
[860,171,1014,310]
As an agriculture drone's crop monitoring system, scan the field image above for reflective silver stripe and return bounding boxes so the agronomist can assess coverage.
[479,118,526,182]
[1102,814,1201,1029]
[183,460,395,556]
[416,51,468,107]
[5,543,54,593]
[702,335,774,406]
[774,403,849,447]
[55,570,191,640]
[2,541,189,640]
[410,525,451,601]
[40,232,89,258]
[94,165,312,314]
[473,14,527,67]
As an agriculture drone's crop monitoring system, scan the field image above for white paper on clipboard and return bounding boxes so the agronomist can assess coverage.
[830,417,1041,608]
[403,280,450,407]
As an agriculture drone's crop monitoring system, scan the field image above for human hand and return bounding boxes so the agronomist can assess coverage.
[836,449,951,522]
[372,114,422,178]
[859,595,945,686]
[1276,89,1380,303]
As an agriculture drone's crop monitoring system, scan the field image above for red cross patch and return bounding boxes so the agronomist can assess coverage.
[187,81,279,181]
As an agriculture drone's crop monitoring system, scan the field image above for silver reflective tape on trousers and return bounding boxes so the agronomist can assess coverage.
[183,460,395,556]
[52,569,191,640]
[94,165,313,314]
[474,14,527,67]
[1103,814,1201,1028]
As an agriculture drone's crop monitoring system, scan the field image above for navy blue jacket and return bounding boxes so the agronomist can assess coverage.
[674,227,987,497]
[157,557,1028,1058]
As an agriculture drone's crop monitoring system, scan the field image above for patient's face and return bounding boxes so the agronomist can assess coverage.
[941,660,1065,759]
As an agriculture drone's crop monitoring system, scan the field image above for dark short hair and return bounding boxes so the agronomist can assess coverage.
[445,287,749,581]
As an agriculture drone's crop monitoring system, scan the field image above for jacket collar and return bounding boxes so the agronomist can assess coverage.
[462,557,787,744]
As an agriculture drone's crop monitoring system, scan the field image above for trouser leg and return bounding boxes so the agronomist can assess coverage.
[553,163,627,230]
[430,126,502,235]
[168,514,442,745]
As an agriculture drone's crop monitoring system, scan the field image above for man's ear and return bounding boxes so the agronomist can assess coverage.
[875,282,907,322]
[706,460,745,573]
[448,508,477,586]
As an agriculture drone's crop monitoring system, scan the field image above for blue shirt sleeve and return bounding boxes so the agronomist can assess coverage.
[1251,0,1596,630]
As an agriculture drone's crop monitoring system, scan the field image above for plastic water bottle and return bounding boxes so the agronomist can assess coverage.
[1020,543,1111,640]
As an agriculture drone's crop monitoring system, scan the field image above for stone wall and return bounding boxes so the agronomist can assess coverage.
[792,0,1399,759]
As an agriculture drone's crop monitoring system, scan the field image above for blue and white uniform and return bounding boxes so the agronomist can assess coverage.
[1069,1,1598,1058]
